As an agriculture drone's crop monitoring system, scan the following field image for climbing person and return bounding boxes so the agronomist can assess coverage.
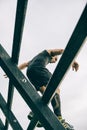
[17,49,79,129]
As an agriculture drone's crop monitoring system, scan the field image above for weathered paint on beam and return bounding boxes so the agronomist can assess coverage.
[0,44,66,130]
[0,119,4,130]
[0,93,23,130]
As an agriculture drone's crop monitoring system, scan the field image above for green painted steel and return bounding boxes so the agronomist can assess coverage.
[0,44,66,130]
[0,1,87,130]
[42,4,87,104]
[0,119,4,130]
[5,0,28,129]
[0,93,23,130]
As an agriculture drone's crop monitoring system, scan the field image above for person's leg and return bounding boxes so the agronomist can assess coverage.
[51,88,62,117]
[39,86,46,94]
[40,86,61,117]
[51,88,74,130]
[28,86,74,129]
[28,86,46,127]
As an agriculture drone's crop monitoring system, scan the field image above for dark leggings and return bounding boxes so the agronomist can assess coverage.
[51,93,61,117]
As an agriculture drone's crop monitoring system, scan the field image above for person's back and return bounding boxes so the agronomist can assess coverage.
[27,50,51,69]
[26,50,52,91]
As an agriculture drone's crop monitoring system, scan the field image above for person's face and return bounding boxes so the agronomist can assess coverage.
[50,56,58,63]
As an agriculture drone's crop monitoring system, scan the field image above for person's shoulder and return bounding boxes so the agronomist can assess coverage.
[44,50,52,58]
[46,49,52,55]
[40,50,48,54]
[38,50,51,57]
[43,50,50,55]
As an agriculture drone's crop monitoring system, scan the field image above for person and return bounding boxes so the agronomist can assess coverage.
[18,49,79,129]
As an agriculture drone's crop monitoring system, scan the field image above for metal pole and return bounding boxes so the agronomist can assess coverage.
[5,0,28,129]
[42,4,87,104]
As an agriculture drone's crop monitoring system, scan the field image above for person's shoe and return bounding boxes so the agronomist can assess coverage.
[28,111,42,127]
[58,116,74,130]
[28,111,34,120]
[36,122,42,127]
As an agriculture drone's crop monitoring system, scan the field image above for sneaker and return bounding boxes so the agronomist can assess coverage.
[28,111,42,127]
[58,116,74,130]
[28,111,34,120]
[36,122,42,127]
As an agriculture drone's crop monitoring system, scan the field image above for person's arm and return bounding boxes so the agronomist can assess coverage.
[4,61,29,78]
[47,49,64,56]
[47,49,79,71]
[18,61,29,70]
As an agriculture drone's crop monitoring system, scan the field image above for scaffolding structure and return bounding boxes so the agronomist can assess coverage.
[0,1,87,130]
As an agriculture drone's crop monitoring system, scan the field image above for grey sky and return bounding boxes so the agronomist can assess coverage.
[0,1,87,130]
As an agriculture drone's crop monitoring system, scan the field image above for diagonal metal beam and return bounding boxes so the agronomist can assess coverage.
[0,118,4,130]
[7,0,28,109]
[0,93,23,130]
[11,0,28,64]
[42,4,87,104]
[5,0,28,129]
[0,44,66,130]
[27,114,39,130]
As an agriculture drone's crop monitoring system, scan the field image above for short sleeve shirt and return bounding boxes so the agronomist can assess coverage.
[27,50,52,90]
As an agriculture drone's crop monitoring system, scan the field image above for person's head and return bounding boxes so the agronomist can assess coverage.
[50,56,58,63]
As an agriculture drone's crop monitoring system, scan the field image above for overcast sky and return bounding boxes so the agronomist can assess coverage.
[0,0,87,130]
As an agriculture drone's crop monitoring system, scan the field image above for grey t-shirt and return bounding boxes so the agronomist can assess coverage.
[27,50,52,90]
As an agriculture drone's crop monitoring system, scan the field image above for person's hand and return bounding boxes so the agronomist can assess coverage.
[50,56,58,63]
[58,49,64,55]
[72,61,79,72]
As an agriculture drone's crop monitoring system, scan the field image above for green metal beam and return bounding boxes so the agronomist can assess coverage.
[0,93,23,130]
[11,0,28,64]
[5,0,28,129]
[7,0,28,108]
[27,114,39,130]
[42,4,87,104]
[0,119,4,130]
[0,44,66,130]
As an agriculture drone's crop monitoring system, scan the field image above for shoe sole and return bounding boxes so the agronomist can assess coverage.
[28,113,42,127]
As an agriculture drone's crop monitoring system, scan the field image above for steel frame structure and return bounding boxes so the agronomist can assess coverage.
[0,1,87,130]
